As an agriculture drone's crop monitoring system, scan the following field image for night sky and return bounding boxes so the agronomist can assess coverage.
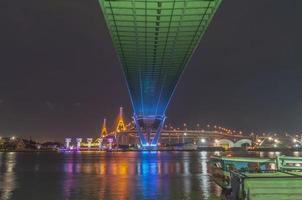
[1,0,302,141]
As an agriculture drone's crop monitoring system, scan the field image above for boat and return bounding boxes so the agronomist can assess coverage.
[210,155,302,200]
[210,156,276,191]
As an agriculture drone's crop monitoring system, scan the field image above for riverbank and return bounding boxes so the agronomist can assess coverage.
[1,147,302,153]
[0,149,58,152]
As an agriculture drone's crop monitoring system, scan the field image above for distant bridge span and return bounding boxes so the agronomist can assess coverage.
[106,129,253,147]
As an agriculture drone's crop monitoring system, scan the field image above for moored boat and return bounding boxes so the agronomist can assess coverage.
[210,156,276,191]
[210,155,302,200]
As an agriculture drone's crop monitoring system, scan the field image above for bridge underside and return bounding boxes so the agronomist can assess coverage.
[99,0,222,147]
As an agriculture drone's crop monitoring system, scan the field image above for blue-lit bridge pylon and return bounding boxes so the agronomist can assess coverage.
[133,115,166,149]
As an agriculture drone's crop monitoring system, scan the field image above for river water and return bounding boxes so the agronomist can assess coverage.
[0,151,301,200]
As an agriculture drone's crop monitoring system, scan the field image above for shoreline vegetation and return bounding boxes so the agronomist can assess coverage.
[0,136,63,152]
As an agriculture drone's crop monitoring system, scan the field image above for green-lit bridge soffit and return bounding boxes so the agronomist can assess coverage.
[98,0,221,147]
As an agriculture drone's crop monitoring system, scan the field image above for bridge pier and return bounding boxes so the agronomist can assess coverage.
[133,115,166,149]
[99,137,103,150]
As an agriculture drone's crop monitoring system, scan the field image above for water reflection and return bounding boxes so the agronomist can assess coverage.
[63,156,76,199]
[0,151,301,200]
[200,151,210,199]
[59,151,221,200]
[0,152,17,200]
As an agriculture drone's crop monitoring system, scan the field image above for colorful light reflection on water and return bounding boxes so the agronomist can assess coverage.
[0,151,301,200]
[59,151,222,200]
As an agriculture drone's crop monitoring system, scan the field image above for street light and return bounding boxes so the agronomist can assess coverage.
[182,132,187,143]
[200,138,206,143]
[292,138,302,145]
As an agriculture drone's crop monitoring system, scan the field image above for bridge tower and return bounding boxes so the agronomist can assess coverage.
[116,107,126,133]
[101,118,108,138]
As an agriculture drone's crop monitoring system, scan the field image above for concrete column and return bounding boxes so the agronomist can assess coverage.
[108,138,113,150]
[65,138,71,149]
[99,137,103,150]
[76,138,82,150]
[87,138,93,149]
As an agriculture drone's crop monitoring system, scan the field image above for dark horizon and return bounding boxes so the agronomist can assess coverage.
[1,0,302,141]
